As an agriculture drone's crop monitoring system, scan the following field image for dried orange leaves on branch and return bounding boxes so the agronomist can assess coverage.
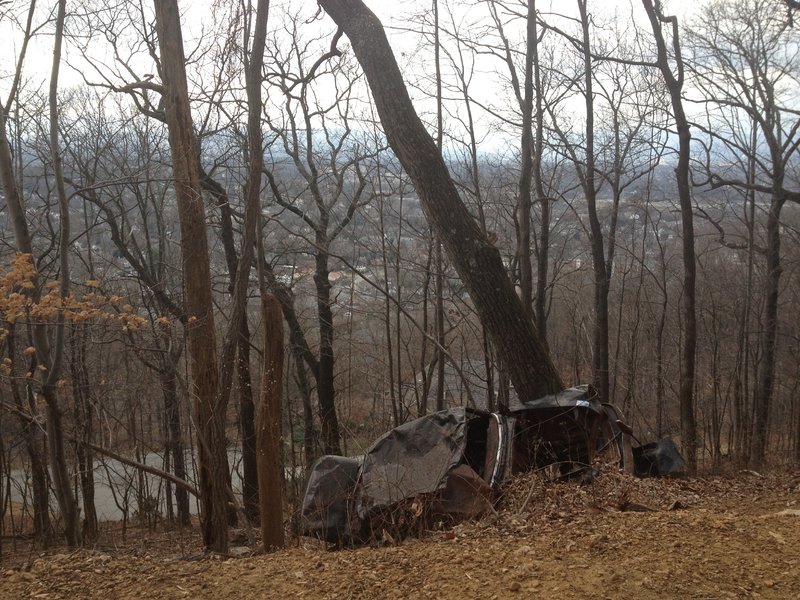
[0,252,152,353]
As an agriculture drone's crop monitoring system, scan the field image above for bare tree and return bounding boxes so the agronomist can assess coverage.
[0,0,52,545]
[262,15,375,453]
[0,0,82,546]
[152,0,227,552]
[318,0,563,401]
[686,0,800,469]
[641,0,698,472]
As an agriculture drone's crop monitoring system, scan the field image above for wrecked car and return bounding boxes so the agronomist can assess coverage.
[299,386,684,546]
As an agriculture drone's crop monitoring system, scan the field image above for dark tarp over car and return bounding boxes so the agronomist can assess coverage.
[299,455,362,545]
[356,408,498,529]
[300,408,501,544]
[633,438,686,476]
[509,386,609,475]
[298,386,685,546]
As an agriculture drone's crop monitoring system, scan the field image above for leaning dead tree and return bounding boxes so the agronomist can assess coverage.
[318,0,563,400]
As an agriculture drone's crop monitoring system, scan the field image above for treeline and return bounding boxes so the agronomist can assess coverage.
[0,0,798,552]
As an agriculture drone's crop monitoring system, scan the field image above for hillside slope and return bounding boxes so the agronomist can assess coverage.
[2,470,798,599]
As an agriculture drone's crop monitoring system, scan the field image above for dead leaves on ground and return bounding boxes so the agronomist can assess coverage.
[1,467,798,599]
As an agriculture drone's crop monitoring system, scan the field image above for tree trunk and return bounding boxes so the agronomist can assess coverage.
[236,323,259,521]
[1,140,53,550]
[433,0,447,413]
[750,193,785,470]
[378,186,399,425]
[209,0,272,526]
[516,0,535,319]
[641,0,697,473]
[314,246,342,454]
[1,0,80,546]
[258,256,321,463]
[733,147,757,463]
[434,243,446,411]
[576,0,611,405]
[69,327,98,542]
[43,388,80,545]
[203,172,259,520]
[532,0,550,344]
[295,347,318,466]
[318,0,563,401]
[161,353,190,526]
[256,292,286,550]
[153,0,226,551]
[236,0,271,520]
[45,0,81,546]
[6,326,51,544]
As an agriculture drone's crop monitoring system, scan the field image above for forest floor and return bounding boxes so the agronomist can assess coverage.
[1,466,798,599]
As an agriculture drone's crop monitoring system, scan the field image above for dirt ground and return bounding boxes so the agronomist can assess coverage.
[1,468,798,599]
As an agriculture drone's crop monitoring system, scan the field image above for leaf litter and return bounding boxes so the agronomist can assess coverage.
[1,466,798,599]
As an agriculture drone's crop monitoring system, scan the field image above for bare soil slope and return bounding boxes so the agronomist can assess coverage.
[2,469,798,599]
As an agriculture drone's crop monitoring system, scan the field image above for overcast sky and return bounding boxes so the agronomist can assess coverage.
[0,0,716,157]
[1,0,706,96]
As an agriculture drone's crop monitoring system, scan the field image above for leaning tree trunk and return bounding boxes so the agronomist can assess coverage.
[318,0,563,401]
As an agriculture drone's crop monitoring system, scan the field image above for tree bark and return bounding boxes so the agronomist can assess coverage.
[516,0,535,319]
[6,326,51,544]
[531,1,550,344]
[69,326,98,542]
[153,0,226,551]
[318,0,563,401]
[256,292,286,550]
[45,0,81,546]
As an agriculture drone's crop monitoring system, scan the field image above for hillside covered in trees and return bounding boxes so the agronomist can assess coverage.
[1,0,799,569]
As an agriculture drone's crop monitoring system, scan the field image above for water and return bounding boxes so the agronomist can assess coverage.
[4,450,247,522]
